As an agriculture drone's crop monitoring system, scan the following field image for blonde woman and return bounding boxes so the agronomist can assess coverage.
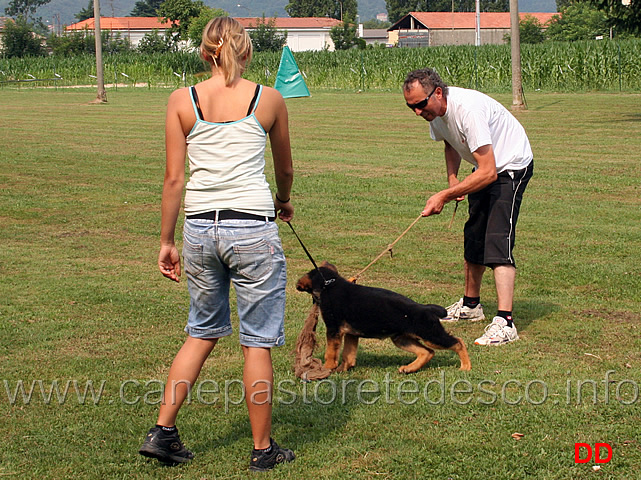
[139,17,295,471]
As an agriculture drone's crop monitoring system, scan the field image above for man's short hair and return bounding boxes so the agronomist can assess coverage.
[403,68,449,97]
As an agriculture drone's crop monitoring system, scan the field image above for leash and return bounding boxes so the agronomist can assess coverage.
[350,213,423,283]
[286,221,334,288]
[448,200,460,229]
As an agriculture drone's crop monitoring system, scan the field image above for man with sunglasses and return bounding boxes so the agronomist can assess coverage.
[403,68,533,346]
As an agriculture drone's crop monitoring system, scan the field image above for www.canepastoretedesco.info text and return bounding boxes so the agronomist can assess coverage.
[4,371,639,409]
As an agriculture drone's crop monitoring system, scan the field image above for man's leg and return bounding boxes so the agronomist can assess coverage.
[443,260,486,322]
[493,264,516,312]
[464,260,486,298]
[474,264,518,345]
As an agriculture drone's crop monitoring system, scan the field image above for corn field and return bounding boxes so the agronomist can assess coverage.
[1,39,640,92]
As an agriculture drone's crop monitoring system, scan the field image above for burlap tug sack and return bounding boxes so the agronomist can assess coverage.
[294,303,332,381]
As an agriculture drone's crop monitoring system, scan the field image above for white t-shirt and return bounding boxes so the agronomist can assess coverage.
[429,87,533,173]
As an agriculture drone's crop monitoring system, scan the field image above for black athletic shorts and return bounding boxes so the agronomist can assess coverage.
[463,161,533,268]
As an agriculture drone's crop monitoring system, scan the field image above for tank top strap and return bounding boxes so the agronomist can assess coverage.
[246,84,263,116]
[189,86,204,121]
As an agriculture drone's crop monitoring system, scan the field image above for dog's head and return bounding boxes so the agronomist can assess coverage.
[296,261,340,294]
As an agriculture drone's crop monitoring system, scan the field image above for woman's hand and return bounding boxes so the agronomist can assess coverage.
[158,243,181,282]
[275,197,294,222]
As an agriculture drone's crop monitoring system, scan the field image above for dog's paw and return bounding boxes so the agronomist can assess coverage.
[334,363,354,373]
[398,365,419,374]
[324,361,339,371]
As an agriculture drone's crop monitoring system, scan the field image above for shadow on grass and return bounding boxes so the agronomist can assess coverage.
[352,349,462,371]
[512,299,560,332]
[195,381,353,461]
[615,113,641,122]
[532,100,563,110]
[471,298,559,333]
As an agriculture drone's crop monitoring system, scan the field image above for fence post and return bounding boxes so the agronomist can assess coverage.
[618,42,622,91]
[360,50,365,91]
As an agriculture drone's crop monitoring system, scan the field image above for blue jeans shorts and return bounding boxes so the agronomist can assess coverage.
[182,218,287,348]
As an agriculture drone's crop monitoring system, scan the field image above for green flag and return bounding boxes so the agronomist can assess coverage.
[274,46,310,99]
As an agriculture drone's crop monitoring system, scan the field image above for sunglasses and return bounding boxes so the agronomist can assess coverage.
[406,86,437,110]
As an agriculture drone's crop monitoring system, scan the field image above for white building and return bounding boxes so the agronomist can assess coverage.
[236,17,342,52]
[65,16,343,52]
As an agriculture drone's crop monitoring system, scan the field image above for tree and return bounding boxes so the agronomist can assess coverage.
[504,14,546,44]
[546,3,609,41]
[588,0,641,36]
[362,18,392,28]
[385,0,410,24]
[248,14,287,52]
[4,0,51,23]
[186,6,227,47]
[331,0,357,21]
[137,29,176,53]
[285,0,357,21]
[75,0,94,21]
[330,20,358,49]
[0,17,44,57]
[131,0,164,16]
[286,0,332,17]
[47,29,131,55]
[48,30,96,55]
[157,0,206,41]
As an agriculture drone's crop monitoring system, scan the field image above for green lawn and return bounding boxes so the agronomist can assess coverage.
[1,88,640,479]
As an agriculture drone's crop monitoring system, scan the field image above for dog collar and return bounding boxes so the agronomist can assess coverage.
[323,278,335,288]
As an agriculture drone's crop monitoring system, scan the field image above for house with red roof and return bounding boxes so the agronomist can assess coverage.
[65,16,343,51]
[388,12,557,46]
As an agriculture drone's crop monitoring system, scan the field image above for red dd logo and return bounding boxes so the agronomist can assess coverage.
[575,443,613,463]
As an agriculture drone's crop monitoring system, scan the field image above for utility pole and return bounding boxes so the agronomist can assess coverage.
[93,0,107,103]
[509,0,524,110]
[475,0,480,47]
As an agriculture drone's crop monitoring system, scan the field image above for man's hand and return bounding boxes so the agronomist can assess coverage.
[422,192,447,217]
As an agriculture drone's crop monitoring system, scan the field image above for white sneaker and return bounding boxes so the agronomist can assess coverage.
[474,316,519,345]
[441,298,485,322]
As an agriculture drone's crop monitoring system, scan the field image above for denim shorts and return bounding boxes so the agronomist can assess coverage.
[182,218,286,348]
[464,161,533,267]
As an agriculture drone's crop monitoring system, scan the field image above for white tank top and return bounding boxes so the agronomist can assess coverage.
[183,85,275,217]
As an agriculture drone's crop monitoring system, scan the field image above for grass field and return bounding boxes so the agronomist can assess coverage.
[1,88,640,479]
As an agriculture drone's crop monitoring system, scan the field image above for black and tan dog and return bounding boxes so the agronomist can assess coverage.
[296,262,471,373]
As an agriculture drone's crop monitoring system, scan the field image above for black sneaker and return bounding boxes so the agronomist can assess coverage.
[249,438,295,471]
[138,426,194,465]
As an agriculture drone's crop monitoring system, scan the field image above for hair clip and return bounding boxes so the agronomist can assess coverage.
[211,38,224,67]
[214,38,224,58]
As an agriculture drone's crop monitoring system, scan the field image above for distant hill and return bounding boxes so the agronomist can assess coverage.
[0,0,556,29]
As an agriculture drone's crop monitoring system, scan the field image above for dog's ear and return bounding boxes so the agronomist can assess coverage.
[296,273,314,293]
[320,261,339,274]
